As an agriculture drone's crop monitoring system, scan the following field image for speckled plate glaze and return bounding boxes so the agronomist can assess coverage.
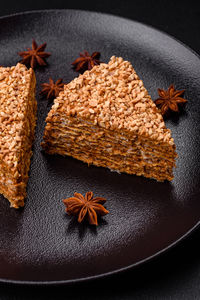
[0,9,200,285]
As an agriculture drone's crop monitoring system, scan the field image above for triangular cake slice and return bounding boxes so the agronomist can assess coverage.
[0,63,37,208]
[42,56,177,181]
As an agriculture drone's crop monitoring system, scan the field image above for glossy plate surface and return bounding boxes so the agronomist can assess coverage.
[0,10,200,285]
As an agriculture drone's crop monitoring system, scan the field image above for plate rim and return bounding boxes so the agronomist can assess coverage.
[0,8,200,286]
[0,221,200,286]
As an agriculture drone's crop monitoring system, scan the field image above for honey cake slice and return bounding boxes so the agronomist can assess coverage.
[42,56,177,181]
[0,63,37,208]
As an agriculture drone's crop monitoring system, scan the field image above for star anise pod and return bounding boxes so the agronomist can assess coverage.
[72,51,101,72]
[18,39,51,69]
[63,191,109,225]
[154,84,187,115]
[40,78,64,99]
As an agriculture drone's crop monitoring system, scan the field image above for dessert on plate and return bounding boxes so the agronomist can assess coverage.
[0,63,37,208]
[42,56,177,181]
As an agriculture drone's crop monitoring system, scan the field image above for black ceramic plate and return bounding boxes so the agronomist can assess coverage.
[0,9,200,285]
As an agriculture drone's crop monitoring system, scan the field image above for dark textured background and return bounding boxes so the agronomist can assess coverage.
[0,1,200,299]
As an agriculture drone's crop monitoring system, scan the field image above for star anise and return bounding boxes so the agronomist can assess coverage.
[154,84,187,115]
[63,191,109,225]
[72,51,101,72]
[40,78,64,99]
[18,39,51,69]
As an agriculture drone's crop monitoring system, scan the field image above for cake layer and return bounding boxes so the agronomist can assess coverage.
[42,56,177,181]
[43,118,177,161]
[43,143,174,181]
[42,137,175,181]
[0,63,37,208]
[43,130,175,169]
[43,116,175,181]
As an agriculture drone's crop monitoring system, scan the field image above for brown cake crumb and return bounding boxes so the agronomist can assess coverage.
[0,63,37,208]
